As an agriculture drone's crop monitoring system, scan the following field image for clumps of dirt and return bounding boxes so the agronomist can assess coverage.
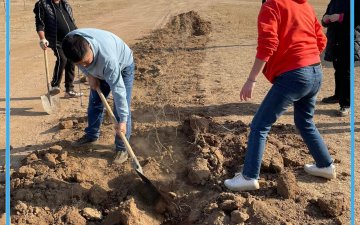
[102,197,158,225]
[276,171,299,199]
[247,200,288,225]
[10,142,164,225]
[187,158,211,185]
[175,115,343,224]
[182,115,309,187]
[316,192,349,217]
[59,116,87,130]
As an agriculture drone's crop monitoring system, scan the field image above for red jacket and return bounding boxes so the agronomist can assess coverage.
[256,0,327,83]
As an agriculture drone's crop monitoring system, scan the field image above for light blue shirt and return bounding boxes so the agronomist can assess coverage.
[67,28,133,122]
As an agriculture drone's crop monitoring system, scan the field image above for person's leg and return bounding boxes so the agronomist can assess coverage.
[242,85,293,179]
[224,67,318,191]
[242,67,316,179]
[114,63,135,151]
[63,54,75,92]
[50,46,66,90]
[333,60,341,99]
[321,59,340,104]
[336,57,350,109]
[293,66,333,168]
[333,43,350,116]
[57,47,83,98]
[85,80,111,140]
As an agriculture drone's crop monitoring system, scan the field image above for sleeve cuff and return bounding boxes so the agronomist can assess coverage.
[338,13,344,23]
[256,51,270,62]
[119,115,128,123]
[322,18,330,24]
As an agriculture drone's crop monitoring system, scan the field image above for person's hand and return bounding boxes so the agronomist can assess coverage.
[88,75,100,90]
[329,14,341,22]
[39,38,49,50]
[240,79,256,101]
[322,14,331,23]
[115,122,127,137]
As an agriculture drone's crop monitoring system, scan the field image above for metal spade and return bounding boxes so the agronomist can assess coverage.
[41,49,60,114]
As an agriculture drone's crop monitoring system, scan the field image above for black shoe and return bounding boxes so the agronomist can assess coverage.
[80,76,87,83]
[338,106,350,117]
[72,135,98,147]
[112,150,129,165]
[64,90,83,98]
[321,95,339,104]
[49,86,61,96]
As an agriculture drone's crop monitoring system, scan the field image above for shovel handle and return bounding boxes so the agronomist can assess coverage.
[95,88,143,172]
[43,49,51,93]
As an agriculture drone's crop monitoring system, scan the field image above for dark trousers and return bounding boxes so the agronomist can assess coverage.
[333,45,350,108]
[50,46,75,92]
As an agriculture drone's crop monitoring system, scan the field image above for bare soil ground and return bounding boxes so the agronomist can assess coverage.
[0,0,357,224]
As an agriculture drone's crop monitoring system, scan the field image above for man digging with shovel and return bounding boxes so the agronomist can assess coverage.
[62,28,134,165]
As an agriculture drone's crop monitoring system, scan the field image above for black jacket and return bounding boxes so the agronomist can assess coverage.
[355,0,360,61]
[33,0,77,49]
[322,0,350,62]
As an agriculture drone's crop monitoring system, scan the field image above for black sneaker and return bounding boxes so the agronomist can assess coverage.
[338,107,350,117]
[72,135,98,147]
[64,90,83,98]
[321,95,339,104]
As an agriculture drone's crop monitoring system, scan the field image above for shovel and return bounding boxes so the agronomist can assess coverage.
[41,49,60,114]
[96,88,164,204]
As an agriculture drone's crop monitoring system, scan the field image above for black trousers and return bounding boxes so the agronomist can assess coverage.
[333,44,350,108]
[50,46,75,92]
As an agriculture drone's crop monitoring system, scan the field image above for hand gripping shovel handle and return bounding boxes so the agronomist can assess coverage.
[97,89,166,205]
[95,88,143,174]
[43,49,51,93]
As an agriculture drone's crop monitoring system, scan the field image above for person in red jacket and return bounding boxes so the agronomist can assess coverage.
[224,0,336,191]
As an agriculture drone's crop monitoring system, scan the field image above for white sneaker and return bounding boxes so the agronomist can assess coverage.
[224,173,260,191]
[304,163,336,179]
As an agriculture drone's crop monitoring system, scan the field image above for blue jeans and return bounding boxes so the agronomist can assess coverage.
[242,65,333,179]
[85,63,134,152]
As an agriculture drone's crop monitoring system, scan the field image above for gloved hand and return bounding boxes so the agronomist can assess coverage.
[39,38,49,50]
[322,14,331,23]
[329,13,341,22]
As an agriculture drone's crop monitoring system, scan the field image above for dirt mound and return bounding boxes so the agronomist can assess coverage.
[166,11,212,36]
[131,11,211,108]
[173,115,343,224]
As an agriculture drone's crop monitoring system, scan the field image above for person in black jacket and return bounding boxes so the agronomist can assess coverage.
[320,0,350,117]
[355,0,360,61]
[33,0,82,98]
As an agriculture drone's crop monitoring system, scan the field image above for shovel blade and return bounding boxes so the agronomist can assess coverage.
[135,169,162,203]
[41,94,60,114]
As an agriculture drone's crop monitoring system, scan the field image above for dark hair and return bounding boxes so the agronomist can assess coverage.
[62,34,89,62]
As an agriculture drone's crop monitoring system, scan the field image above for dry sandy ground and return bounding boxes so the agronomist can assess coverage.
[0,0,358,224]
